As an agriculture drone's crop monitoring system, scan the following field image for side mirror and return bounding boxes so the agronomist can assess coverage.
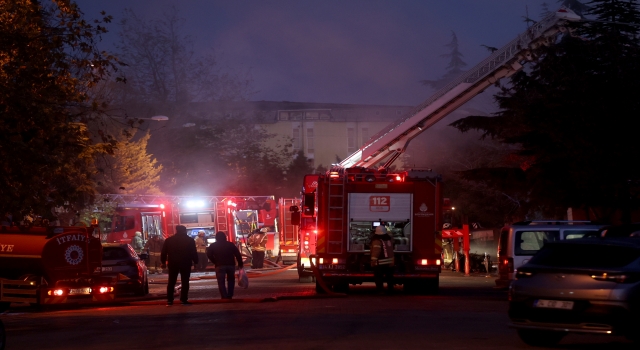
[291,212,301,226]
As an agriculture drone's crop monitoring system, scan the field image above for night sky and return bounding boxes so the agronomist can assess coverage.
[74,0,555,107]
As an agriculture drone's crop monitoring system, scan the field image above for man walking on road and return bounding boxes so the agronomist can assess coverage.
[207,231,243,299]
[161,225,198,306]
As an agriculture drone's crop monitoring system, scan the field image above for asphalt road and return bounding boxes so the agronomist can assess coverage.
[0,269,635,350]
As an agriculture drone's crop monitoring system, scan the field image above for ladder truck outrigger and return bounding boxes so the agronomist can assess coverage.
[299,8,580,294]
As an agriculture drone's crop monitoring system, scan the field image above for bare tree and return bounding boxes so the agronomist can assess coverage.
[115,7,253,106]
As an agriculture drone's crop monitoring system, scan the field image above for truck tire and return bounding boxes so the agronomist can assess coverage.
[0,318,5,350]
[296,254,304,277]
[332,283,349,293]
[424,276,439,295]
[403,277,439,295]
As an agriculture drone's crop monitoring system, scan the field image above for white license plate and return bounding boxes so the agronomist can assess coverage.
[69,288,91,295]
[319,265,345,270]
[534,299,574,310]
[101,267,113,272]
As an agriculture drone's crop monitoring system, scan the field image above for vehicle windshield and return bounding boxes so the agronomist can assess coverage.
[103,247,129,260]
[529,243,640,268]
[515,230,560,256]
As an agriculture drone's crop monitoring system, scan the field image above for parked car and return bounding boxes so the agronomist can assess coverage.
[495,221,606,287]
[508,238,640,346]
[101,243,149,296]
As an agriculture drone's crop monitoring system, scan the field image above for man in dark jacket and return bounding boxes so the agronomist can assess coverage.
[370,225,395,295]
[207,231,243,299]
[161,225,198,306]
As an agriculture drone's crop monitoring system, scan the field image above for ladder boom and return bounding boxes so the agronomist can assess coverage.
[339,8,579,169]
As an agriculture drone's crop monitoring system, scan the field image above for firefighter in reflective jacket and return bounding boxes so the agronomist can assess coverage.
[144,234,164,274]
[248,228,267,269]
[370,225,395,294]
[131,231,144,254]
[194,231,208,271]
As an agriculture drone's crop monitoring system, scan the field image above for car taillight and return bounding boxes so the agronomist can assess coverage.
[93,286,114,294]
[515,270,534,279]
[591,273,639,283]
[48,289,66,296]
[416,259,441,265]
[501,257,514,273]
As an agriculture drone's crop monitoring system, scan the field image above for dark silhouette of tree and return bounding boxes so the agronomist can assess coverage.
[115,7,253,106]
[284,150,315,196]
[451,0,640,222]
[0,0,119,220]
[421,31,467,90]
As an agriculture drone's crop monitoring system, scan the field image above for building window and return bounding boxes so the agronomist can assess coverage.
[348,127,356,153]
[361,128,369,145]
[307,128,314,153]
[278,111,289,121]
[293,127,301,150]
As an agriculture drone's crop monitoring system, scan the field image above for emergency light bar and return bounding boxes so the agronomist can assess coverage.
[185,200,206,208]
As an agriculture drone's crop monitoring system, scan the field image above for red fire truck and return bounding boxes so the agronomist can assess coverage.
[102,194,278,258]
[303,168,443,294]
[0,224,115,311]
[298,8,580,294]
[277,197,300,265]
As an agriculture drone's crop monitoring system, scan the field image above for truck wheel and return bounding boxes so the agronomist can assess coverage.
[296,254,304,277]
[0,319,5,350]
[423,277,439,295]
[517,329,565,346]
[332,283,349,293]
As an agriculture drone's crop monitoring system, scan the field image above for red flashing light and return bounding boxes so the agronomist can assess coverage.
[160,203,165,209]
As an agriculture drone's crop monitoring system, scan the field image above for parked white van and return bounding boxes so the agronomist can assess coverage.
[495,221,606,288]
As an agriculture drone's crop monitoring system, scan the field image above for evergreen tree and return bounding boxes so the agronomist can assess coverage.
[96,132,163,194]
[421,31,467,90]
[450,0,640,221]
[285,150,315,196]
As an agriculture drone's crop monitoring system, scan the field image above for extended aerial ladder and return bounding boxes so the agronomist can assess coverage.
[339,8,580,170]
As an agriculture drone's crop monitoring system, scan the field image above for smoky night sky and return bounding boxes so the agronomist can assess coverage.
[74,0,555,107]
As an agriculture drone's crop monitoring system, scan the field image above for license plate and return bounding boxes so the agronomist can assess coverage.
[101,267,113,272]
[534,299,574,310]
[69,288,91,295]
[319,265,345,270]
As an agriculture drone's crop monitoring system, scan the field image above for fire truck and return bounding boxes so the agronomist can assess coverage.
[299,8,580,294]
[277,198,301,265]
[101,194,279,258]
[0,224,115,312]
